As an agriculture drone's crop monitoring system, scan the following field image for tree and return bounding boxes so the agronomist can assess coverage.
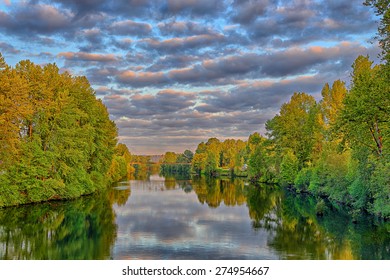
[337,55,389,157]
[0,53,6,70]
[320,80,347,130]
[279,149,299,187]
[0,57,118,206]
[115,143,132,163]
[177,150,193,163]
[266,92,321,168]
[163,152,177,164]
[364,0,390,62]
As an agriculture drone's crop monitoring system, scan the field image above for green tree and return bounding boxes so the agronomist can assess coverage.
[0,57,118,207]
[266,92,322,170]
[320,80,347,130]
[337,55,389,157]
[163,152,178,164]
[279,149,299,187]
[364,0,390,62]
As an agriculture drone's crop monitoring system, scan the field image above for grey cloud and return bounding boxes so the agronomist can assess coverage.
[109,20,152,36]
[103,90,196,119]
[251,0,376,47]
[107,0,154,18]
[139,33,226,53]
[231,0,270,24]
[0,3,72,35]
[145,55,199,72]
[131,90,196,114]
[277,1,316,28]
[114,108,272,154]
[196,75,325,114]
[59,51,118,62]
[76,28,106,52]
[50,0,106,16]
[117,70,169,88]
[0,42,20,54]
[161,0,225,17]
[158,21,219,36]
[85,67,119,85]
[51,0,153,18]
[112,38,134,51]
[117,43,367,88]
[94,86,139,97]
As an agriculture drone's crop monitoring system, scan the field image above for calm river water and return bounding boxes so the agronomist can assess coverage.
[0,174,389,259]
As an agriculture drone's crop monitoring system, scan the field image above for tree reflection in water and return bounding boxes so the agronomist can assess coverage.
[0,173,388,260]
[0,185,131,260]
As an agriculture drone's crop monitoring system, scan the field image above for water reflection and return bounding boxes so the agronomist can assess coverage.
[0,189,121,260]
[0,174,388,259]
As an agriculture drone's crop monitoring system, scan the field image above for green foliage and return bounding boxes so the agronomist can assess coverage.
[369,160,390,218]
[308,143,352,202]
[364,0,390,62]
[266,92,323,170]
[162,151,178,164]
[247,137,277,183]
[279,150,299,187]
[0,191,117,259]
[294,168,312,193]
[177,150,194,163]
[320,80,347,132]
[160,150,193,177]
[0,57,119,207]
[315,199,326,216]
[191,138,248,177]
[337,56,389,157]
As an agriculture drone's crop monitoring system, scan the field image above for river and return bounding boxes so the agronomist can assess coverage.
[0,173,388,259]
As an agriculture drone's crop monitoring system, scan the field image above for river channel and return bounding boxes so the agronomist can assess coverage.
[0,174,388,259]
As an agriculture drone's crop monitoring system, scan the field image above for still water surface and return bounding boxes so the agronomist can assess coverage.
[0,174,389,259]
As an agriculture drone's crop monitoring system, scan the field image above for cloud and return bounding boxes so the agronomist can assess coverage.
[117,70,169,87]
[0,3,72,35]
[109,20,152,36]
[85,67,119,85]
[51,0,107,16]
[231,0,269,24]
[139,33,226,53]
[258,42,368,77]
[196,75,326,114]
[158,21,219,36]
[58,51,118,62]
[104,89,196,119]
[161,0,225,17]
[116,42,369,88]
[0,42,20,54]
[145,54,199,72]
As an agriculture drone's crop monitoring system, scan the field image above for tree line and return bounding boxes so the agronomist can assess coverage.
[0,55,132,207]
[185,54,388,219]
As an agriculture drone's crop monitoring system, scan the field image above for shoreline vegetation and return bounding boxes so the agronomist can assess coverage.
[0,55,131,207]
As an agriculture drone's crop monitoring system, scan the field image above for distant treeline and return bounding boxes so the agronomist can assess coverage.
[0,54,131,207]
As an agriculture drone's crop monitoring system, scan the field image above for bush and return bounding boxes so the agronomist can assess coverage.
[294,167,312,193]
[279,150,299,187]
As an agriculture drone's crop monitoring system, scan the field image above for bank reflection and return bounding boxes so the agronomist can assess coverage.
[0,174,388,260]
[0,185,128,259]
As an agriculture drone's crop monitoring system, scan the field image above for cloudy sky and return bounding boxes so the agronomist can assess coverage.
[0,0,381,155]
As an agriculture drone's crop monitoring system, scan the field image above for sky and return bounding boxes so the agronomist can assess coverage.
[0,0,381,155]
